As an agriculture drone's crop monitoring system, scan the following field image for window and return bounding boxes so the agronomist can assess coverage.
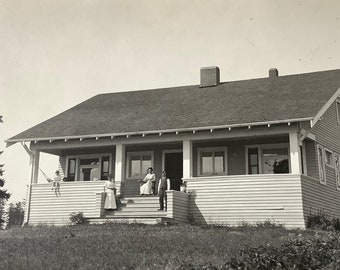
[197,147,227,176]
[325,149,334,167]
[67,158,76,181]
[66,154,112,181]
[101,156,110,180]
[262,148,289,174]
[334,153,340,190]
[126,152,153,178]
[246,144,289,174]
[337,100,340,124]
[317,145,326,185]
[248,148,259,174]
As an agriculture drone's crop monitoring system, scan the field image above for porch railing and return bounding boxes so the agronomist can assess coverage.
[27,181,106,225]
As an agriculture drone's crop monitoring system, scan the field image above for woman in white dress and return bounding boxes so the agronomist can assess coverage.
[139,167,156,195]
[104,175,117,210]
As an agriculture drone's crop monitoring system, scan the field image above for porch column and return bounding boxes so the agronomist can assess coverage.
[182,140,193,178]
[114,144,125,195]
[30,150,40,184]
[289,131,302,174]
[25,149,40,225]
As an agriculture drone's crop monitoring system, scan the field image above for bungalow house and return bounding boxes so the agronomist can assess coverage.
[6,66,340,228]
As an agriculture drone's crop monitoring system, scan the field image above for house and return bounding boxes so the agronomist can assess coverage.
[6,66,340,228]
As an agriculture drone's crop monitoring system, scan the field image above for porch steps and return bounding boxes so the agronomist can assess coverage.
[86,195,169,225]
[123,179,146,196]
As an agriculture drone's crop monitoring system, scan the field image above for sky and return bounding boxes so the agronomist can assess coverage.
[1,0,340,203]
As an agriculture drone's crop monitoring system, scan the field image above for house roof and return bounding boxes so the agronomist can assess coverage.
[7,68,340,143]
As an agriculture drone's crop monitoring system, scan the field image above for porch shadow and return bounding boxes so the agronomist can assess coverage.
[188,191,207,225]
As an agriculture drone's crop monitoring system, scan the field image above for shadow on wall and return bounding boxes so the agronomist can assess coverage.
[188,191,207,225]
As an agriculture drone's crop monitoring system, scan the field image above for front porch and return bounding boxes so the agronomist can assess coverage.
[25,173,311,228]
[26,181,189,225]
[24,123,309,227]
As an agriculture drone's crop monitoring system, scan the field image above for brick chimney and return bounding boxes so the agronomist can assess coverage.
[269,68,279,78]
[200,66,220,87]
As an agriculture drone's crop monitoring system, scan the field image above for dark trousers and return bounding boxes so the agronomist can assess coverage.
[159,188,167,210]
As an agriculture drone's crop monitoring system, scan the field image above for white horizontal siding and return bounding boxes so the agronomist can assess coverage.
[167,190,189,222]
[28,181,106,226]
[301,175,340,222]
[184,174,305,228]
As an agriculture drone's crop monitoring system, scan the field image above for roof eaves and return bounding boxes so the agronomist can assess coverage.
[5,117,313,145]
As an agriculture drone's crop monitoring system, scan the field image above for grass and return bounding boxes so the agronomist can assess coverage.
[0,223,336,270]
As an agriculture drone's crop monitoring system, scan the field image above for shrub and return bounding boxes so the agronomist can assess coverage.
[307,211,340,231]
[224,233,340,269]
[69,212,87,225]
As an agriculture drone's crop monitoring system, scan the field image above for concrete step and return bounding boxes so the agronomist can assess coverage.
[105,210,167,218]
[88,217,172,225]
[118,203,159,208]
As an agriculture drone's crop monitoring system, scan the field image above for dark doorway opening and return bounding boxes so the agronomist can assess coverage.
[164,152,183,191]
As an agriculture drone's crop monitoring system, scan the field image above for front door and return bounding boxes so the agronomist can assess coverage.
[164,152,183,191]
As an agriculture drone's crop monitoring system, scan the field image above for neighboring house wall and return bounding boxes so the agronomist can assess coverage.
[301,175,340,221]
[184,174,305,228]
[28,182,105,225]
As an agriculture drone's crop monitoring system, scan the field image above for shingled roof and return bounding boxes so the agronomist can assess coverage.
[7,68,340,142]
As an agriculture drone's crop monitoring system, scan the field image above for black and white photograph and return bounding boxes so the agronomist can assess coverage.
[1,0,340,269]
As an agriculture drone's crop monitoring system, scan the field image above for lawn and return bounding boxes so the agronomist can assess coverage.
[0,223,339,269]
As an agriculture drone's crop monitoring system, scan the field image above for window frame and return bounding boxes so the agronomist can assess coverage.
[197,147,228,176]
[245,143,290,174]
[334,153,340,191]
[336,99,340,125]
[65,153,112,181]
[317,144,327,185]
[324,148,334,168]
[125,151,154,179]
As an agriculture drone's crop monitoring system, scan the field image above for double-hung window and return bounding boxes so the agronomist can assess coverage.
[126,151,153,179]
[197,147,228,176]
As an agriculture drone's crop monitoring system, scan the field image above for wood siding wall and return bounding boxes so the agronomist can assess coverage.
[311,101,340,184]
[166,190,189,222]
[301,174,340,222]
[312,101,340,154]
[305,141,318,179]
[184,174,305,228]
[28,181,106,225]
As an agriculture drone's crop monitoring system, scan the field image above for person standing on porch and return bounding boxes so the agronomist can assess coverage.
[139,167,156,195]
[104,174,117,210]
[158,171,170,211]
